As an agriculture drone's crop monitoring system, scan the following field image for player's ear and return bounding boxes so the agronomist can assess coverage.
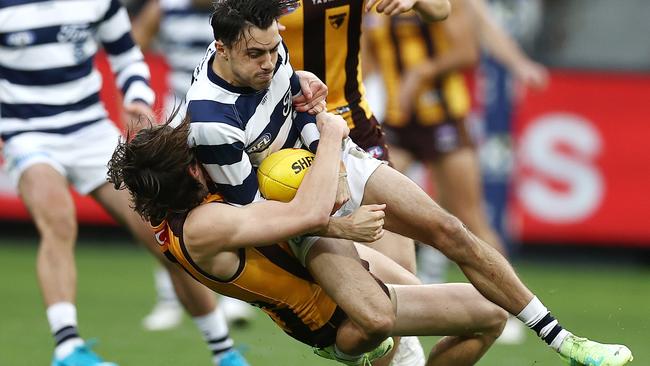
[188,162,202,179]
[215,40,228,60]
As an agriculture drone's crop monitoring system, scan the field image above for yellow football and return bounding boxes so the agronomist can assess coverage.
[257,149,315,202]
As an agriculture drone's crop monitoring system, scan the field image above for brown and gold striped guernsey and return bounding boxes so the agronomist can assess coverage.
[151,194,345,348]
[366,12,470,127]
[281,0,374,130]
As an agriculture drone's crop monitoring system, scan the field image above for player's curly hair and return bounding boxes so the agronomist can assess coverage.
[107,112,205,224]
[210,0,299,47]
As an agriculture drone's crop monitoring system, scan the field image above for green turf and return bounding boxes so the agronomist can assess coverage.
[0,240,648,366]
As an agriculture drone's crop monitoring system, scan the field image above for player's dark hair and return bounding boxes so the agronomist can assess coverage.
[210,0,298,47]
[107,111,205,224]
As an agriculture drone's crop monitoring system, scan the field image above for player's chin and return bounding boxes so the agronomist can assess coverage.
[254,73,273,89]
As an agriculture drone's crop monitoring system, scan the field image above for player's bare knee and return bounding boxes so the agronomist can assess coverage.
[37,211,77,246]
[353,301,395,339]
[361,312,394,340]
[485,306,508,338]
[430,215,471,258]
[490,308,510,337]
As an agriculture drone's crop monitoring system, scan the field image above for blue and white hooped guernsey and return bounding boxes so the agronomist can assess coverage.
[185,41,320,206]
[0,0,155,141]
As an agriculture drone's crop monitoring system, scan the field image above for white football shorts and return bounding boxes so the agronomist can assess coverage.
[289,137,385,266]
[2,120,123,195]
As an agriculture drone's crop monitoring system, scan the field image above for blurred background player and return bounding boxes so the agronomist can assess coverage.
[362,0,548,346]
[279,1,451,364]
[131,0,255,332]
[0,0,247,365]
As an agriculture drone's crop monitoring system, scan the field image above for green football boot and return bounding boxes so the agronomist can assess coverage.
[559,334,633,366]
[314,337,394,366]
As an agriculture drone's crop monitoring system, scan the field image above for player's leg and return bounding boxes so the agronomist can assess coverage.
[91,183,248,366]
[5,130,116,365]
[347,117,425,365]
[362,164,633,365]
[349,115,418,273]
[363,163,530,313]
[301,237,395,355]
[17,164,103,364]
[367,145,417,274]
[428,146,525,344]
[356,243,505,366]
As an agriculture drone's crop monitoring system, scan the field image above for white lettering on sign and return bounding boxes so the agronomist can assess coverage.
[517,113,604,223]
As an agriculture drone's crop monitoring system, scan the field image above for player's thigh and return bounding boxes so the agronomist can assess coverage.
[390,283,507,336]
[428,147,486,225]
[18,163,76,236]
[360,230,417,274]
[362,164,449,245]
[354,243,420,286]
[304,237,394,326]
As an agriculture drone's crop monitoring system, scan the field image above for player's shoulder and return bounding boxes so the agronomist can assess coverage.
[184,201,235,247]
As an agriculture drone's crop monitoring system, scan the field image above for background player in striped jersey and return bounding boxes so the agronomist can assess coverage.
[180,1,633,365]
[0,0,242,365]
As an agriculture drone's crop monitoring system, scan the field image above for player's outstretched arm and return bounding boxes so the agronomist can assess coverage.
[184,113,349,252]
[469,0,548,89]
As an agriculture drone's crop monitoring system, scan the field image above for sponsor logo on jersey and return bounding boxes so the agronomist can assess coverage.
[282,88,292,117]
[328,13,346,29]
[366,145,384,159]
[154,228,169,246]
[57,24,91,43]
[311,0,339,5]
[247,133,273,154]
[6,31,35,47]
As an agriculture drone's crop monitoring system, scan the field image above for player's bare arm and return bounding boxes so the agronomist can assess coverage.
[130,0,162,51]
[183,113,349,255]
[469,0,548,89]
[365,0,450,21]
[316,204,387,242]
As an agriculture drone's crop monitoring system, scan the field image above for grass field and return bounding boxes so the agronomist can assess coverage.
[0,239,648,366]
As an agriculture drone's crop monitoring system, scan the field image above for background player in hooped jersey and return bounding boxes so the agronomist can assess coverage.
[0,0,244,365]
[107,111,513,366]
[130,0,256,338]
[182,1,633,365]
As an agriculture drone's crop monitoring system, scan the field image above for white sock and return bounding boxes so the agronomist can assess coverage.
[47,302,83,359]
[193,307,234,365]
[516,297,571,351]
[516,296,548,327]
